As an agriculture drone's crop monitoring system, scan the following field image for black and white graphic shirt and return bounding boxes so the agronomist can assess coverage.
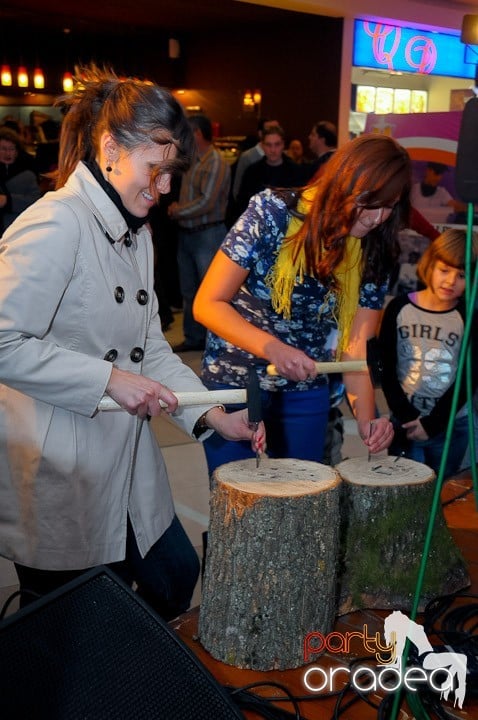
[379,294,477,438]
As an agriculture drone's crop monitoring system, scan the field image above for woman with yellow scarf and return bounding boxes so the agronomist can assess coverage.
[194,134,411,474]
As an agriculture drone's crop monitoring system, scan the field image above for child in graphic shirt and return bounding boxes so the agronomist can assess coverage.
[379,228,478,477]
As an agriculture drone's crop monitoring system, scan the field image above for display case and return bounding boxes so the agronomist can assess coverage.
[214,136,245,166]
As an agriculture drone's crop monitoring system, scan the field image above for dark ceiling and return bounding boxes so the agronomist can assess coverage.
[0,0,297,35]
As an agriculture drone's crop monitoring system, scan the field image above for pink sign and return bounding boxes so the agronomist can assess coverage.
[365,111,462,166]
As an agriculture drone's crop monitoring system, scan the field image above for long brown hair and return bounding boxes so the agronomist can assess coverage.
[286,133,411,287]
[54,65,195,192]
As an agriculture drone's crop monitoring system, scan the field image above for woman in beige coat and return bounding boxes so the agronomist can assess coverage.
[0,67,264,619]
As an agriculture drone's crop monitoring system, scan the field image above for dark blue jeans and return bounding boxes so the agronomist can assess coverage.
[14,514,200,621]
[177,225,226,346]
[203,384,330,477]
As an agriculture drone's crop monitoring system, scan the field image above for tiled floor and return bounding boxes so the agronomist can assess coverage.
[0,311,378,616]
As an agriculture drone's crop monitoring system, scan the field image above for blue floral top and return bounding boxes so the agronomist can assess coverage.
[201,189,387,392]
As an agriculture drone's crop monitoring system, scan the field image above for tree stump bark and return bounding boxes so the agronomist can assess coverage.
[336,456,470,615]
[198,458,341,670]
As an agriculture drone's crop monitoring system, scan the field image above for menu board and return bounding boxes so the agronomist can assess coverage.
[356,86,427,114]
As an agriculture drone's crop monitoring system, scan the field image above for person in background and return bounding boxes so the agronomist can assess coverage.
[392,250,422,296]
[34,117,61,192]
[410,162,466,226]
[387,206,440,297]
[149,173,183,331]
[301,120,337,183]
[0,177,7,233]
[193,133,411,475]
[168,114,230,352]
[0,126,41,233]
[285,139,305,164]
[231,117,279,202]
[235,124,303,220]
[1,117,23,135]
[0,66,264,617]
[379,228,478,477]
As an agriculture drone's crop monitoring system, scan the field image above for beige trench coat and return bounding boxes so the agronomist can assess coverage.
[0,162,215,570]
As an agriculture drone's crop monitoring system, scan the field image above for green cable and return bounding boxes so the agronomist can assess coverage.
[389,203,478,720]
[406,690,435,720]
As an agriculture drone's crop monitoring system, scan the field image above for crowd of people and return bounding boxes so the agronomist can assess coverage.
[0,112,62,235]
[0,126,41,234]
[0,66,476,618]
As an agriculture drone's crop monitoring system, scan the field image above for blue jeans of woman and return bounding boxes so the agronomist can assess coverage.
[14,514,200,620]
[203,383,330,477]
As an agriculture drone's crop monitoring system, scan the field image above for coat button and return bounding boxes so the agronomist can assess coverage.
[124,231,132,247]
[130,347,144,363]
[114,286,125,303]
[136,289,149,305]
[104,349,118,362]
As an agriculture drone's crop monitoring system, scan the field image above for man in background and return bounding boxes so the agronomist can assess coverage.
[235,124,302,218]
[302,120,337,183]
[168,114,230,352]
[285,139,305,164]
[410,162,465,225]
[231,117,279,202]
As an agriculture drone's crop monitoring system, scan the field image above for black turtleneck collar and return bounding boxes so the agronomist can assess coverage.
[83,159,148,233]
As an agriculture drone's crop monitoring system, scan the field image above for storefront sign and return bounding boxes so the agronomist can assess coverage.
[354,20,476,78]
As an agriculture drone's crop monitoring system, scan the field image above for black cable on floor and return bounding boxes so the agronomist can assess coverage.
[0,588,40,620]
[227,681,305,719]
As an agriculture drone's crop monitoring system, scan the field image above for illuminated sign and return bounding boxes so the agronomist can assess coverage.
[353,20,476,78]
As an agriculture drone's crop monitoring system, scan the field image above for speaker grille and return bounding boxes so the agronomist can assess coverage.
[0,569,244,719]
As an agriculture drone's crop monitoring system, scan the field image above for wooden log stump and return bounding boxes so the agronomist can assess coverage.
[336,456,470,615]
[198,458,341,670]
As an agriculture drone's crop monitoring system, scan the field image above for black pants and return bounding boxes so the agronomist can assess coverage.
[14,515,200,621]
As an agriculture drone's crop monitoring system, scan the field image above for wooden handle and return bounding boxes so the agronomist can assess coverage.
[266,360,367,376]
[98,388,247,412]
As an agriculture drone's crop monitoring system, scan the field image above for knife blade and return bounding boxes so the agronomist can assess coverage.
[247,369,262,468]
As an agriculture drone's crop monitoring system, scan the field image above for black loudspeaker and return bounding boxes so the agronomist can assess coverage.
[0,567,245,720]
[455,95,478,203]
[461,14,478,45]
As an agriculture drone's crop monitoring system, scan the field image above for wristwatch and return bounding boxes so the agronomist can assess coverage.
[193,405,225,439]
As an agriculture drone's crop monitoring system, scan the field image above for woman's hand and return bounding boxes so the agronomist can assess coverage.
[265,338,317,382]
[106,366,178,419]
[205,407,266,456]
[402,418,428,442]
[358,416,394,454]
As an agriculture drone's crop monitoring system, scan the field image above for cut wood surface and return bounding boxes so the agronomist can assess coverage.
[199,458,341,670]
[336,455,470,614]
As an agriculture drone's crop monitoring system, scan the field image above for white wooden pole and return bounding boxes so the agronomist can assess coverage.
[266,360,367,376]
[98,388,247,412]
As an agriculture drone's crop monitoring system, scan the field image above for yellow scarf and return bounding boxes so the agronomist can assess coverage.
[267,187,362,359]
